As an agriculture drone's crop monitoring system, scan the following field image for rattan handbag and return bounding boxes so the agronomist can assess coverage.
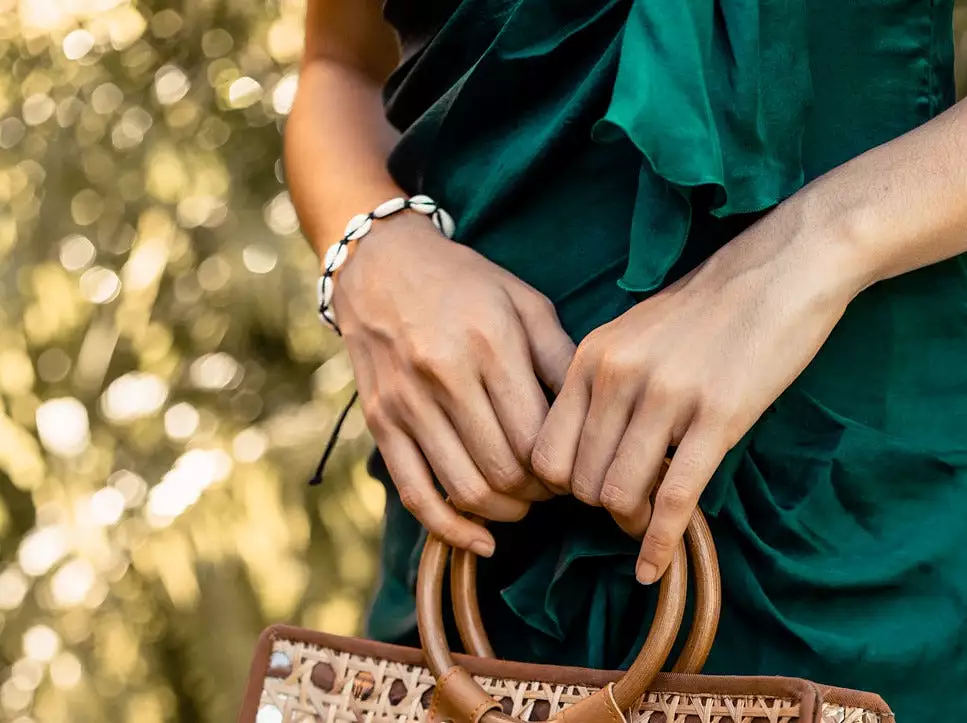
[239,510,894,723]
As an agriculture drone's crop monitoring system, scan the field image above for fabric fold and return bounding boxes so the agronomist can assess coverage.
[593,0,812,292]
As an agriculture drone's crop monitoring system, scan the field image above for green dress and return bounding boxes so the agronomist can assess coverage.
[366,1,965,718]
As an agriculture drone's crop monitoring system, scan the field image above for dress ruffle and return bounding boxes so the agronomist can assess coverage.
[593,0,812,292]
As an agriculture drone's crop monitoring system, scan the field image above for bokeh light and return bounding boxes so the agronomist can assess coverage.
[89,487,126,526]
[18,527,68,577]
[0,9,376,719]
[23,626,61,662]
[50,559,96,607]
[49,653,82,690]
[35,398,90,457]
[100,373,168,423]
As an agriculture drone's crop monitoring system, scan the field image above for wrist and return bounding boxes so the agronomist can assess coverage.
[322,211,438,275]
[315,194,457,333]
[782,180,885,300]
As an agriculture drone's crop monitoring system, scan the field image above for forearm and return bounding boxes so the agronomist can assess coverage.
[791,99,967,293]
[284,59,404,257]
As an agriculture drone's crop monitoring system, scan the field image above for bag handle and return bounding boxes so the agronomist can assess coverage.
[450,506,721,673]
[416,508,721,723]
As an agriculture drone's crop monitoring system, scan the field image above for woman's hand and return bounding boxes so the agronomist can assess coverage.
[335,213,576,557]
[531,208,865,583]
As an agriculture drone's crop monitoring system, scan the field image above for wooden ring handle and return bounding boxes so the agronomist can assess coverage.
[452,507,721,673]
[417,523,696,721]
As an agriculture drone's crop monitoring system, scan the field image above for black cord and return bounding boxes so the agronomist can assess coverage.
[308,389,359,486]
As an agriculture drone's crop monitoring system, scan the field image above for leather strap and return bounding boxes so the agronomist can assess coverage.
[417,525,692,723]
[451,509,721,674]
[671,508,721,673]
[559,683,625,723]
[427,666,502,723]
[450,544,496,658]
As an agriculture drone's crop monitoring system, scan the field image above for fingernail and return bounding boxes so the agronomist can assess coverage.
[636,561,658,585]
[471,539,495,558]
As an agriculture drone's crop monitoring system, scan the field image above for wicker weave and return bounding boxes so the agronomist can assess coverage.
[251,640,884,723]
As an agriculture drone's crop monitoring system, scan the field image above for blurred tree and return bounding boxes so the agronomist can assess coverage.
[0,2,381,722]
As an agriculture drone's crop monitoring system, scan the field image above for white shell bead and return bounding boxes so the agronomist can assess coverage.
[316,276,328,307]
[323,242,348,272]
[372,197,407,218]
[408,194,438,214]
[319,276,334,307]
[268,652,290,669]
[344,214,372,240]
[432,208,456,238]
[322,307,337,326]
[255,706,283,723]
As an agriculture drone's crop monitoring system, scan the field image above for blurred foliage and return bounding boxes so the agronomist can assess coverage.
[0,2,383,723]
[0,2,965,723]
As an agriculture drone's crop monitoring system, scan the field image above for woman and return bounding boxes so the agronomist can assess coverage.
[286,1,967,717]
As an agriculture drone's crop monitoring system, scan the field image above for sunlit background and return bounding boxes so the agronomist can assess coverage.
[0,2,384,722]
[0,2,965,722]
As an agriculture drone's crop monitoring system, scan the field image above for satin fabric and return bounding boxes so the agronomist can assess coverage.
[366,1,963,717]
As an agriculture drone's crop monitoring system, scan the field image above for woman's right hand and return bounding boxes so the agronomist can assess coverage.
[334,212,576,556]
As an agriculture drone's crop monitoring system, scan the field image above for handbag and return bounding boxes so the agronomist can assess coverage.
[238,509,894,723]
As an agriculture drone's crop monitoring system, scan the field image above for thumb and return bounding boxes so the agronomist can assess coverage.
[510,291,576,395]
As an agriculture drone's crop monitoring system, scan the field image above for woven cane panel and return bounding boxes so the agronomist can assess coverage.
[253,640,883,723]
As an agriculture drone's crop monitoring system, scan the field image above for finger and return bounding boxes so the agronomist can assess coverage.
[408,402,531,522]
[636,426,724,584]
[530,374,590,491]
[599,406,672,538]
[377,426,496,557]
[570,385,634,506]
[509,289,576,395]
[480,322,550,463]
[441,375,552,500]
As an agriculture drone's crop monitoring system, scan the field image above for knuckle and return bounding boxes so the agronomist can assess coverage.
[406,339,452,377]
[697,389,734,424]
[465,320,500,354]
[510,427,540,462]
[575,331,603,362]
[698,401,743,450]
[435,518,465,547]
[595,348,637,387]
[396,484,424,515]
[381,388,413,424]
[570,472,599,505]
[360,397,388,432]
[599,483,637,516]
[489,459,527,493]
[643,529,678,557]
[530,443,568,488]
[449,479,488,512]
[504,500,531,522]
[529,291,558,319]
[647,371,690,404]
[657,480,697,515]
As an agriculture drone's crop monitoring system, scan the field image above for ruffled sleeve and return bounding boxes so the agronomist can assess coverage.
[593,0,812,292]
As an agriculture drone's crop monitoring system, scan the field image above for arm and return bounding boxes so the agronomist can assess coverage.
[286,1,576,555]
[284,0,402,247]
[798,100,967,290]
[531,98,967,583]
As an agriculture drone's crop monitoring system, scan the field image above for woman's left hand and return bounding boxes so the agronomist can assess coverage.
[531,205,867,584]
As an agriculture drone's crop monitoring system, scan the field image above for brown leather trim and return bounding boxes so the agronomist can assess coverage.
[237,625,277,723]
[819,683,894,719]
[238,624,892,723]
[428,666,501,723]
[558,683,624,723]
